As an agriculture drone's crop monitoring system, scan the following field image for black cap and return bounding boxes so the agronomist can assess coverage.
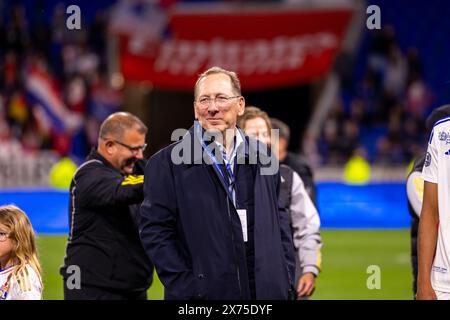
[426,104,450,134]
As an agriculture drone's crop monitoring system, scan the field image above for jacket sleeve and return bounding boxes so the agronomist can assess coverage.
[139,153,197,299]
[276,171,297,288]
[9,266,42,300]
[290,171,322,276]
[75,165,144,208]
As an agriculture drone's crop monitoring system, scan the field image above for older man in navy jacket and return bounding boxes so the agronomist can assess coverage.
[139,67,295,300]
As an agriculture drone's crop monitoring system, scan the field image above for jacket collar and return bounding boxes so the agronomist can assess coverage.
[87,148,123,175]
[188,122,250,165]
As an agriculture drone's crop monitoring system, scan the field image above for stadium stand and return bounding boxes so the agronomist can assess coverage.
[318,0,450,165]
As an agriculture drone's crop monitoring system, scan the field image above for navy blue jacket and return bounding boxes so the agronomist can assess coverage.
[139,126,295,300]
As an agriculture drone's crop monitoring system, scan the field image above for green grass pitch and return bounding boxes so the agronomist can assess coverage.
[37,229,413,300]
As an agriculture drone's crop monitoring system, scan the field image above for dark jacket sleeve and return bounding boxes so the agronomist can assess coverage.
[139,153,197,299]
[275,170,297,291]
[75,165,144,208]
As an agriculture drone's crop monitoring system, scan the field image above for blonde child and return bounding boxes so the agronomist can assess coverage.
[0,205,43,300]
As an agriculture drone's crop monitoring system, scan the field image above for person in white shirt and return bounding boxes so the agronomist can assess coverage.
[418,104,450,300]
[238,106,322,299]
[407,104,450,298]
[0,205,42,300]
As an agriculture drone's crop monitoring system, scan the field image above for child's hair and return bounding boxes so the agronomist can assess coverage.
[0,205,42,286]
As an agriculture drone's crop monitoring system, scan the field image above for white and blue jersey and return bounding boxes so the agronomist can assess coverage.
[0,264,42,300]
[422,116,450,292]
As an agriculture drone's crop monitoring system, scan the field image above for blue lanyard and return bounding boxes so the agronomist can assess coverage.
[195,123,237,200]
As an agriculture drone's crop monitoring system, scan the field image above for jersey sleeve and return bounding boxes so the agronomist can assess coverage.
[422,129,439,184]
[9,267,42,300]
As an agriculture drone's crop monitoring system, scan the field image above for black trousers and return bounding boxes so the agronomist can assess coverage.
[64,282,147,300]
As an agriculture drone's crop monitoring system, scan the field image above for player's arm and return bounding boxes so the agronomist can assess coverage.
[417,180,438,300]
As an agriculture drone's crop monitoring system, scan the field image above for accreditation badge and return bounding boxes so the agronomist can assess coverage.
[237,209,248,242]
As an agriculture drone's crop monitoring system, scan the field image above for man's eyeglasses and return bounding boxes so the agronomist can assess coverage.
[196,95,241,108]
[0,232,9,242]
[113,140,147,153]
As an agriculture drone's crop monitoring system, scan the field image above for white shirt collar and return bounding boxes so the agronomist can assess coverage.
[214,128,244,162]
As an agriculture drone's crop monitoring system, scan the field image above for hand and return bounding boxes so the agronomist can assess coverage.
[416,283,437,300]
[296,272,316,298]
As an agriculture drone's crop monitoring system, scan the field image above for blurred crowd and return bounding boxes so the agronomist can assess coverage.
[318,26,434,166]
[0,3,437,167]
[0,3,122,163]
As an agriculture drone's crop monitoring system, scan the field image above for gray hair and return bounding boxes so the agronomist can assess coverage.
[194,66,241,99]
[99,112,147,139]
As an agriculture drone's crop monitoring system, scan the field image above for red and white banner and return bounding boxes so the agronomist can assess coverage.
[112,3,354,91]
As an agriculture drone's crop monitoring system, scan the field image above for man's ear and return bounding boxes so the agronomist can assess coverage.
[194,102,199,119]
[237,97,245,116]
[104,140,115,155]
